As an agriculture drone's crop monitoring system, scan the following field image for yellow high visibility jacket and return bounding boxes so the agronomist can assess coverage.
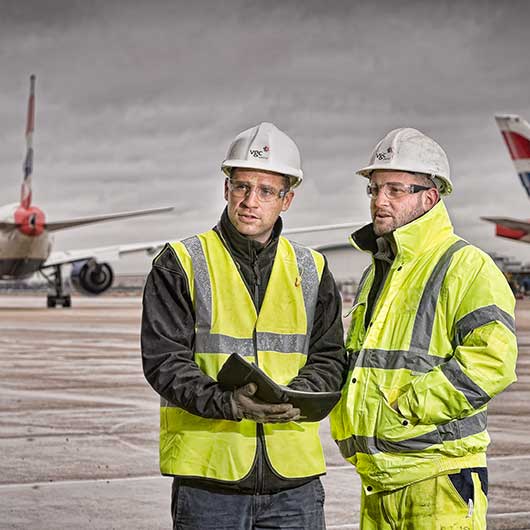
[160,229,326,482]
[330,201,518,493]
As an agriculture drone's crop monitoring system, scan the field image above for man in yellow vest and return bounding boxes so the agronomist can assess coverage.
[331,127,518,528]
[142,122,347,529]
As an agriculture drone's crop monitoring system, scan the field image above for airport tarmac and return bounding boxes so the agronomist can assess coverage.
[0,294,529,529]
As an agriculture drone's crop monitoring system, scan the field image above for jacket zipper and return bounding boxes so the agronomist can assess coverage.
[251,248,265,495]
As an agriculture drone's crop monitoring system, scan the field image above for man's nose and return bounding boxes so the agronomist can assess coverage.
[241,186,260,206]
[372,187,389,207]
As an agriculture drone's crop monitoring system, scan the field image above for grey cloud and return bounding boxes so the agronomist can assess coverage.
[1,0,530,272]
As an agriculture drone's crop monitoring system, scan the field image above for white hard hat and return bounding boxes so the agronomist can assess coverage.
[356,127,453,195]
[222,122,303,188]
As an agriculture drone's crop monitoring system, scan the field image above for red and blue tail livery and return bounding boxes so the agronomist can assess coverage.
[496,114,530,197]
[481,115,530,243]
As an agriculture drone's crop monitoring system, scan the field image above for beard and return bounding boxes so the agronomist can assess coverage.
[372,197,426,236]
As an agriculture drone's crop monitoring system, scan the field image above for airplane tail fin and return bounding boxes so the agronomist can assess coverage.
[495,114,530,197]
[21,74,35,209]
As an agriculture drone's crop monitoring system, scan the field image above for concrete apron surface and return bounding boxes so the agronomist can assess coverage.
[0,295,529,529]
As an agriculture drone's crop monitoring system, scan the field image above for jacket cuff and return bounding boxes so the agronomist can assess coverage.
[227,392,244,421]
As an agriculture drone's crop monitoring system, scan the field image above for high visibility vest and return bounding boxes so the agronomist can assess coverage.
[331,201,517,493]
[159,229,326,482]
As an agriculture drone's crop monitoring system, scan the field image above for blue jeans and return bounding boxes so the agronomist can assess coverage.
[171,478,326,529]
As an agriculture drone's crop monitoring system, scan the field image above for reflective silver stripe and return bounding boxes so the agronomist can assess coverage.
[182,236,212,333]
[337,410,487,457]
[410,240,469,353]
[258,331,307,354]
[441,359,491,408]
[445,305,515,408]
[357,348,445,372]
[195,333,254,356]
[436,409,487,440]
[454,304,516,347]
[291,241,319,354]
[337,434,377,456]
[195,331,307,355]
[357,349,493,408]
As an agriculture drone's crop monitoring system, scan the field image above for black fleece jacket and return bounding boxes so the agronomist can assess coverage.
[141,208,347,493]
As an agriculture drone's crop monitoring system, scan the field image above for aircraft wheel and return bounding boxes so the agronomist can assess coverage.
[47,297,56,308]
[63,296,72,308]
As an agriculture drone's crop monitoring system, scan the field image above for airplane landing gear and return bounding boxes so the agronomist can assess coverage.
[41,265,72,308]
[46,294,71,308]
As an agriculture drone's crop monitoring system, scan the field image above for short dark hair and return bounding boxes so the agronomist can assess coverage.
[282,175,293,191]
[412,172,436,188]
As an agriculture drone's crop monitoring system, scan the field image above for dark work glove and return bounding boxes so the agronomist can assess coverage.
[231,383,301,423]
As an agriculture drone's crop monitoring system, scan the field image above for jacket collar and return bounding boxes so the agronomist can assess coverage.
[216,207,282,262]
[351,201,454,262]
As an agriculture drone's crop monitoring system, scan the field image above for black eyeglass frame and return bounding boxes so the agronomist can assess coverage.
[366,182,434,199]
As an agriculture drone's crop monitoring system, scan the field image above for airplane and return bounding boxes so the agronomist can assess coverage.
[481,114,530,242]
[0,75,175,307]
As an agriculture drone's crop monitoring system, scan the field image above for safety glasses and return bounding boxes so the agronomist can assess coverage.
[228,179,288,202]
[367,182,433,199]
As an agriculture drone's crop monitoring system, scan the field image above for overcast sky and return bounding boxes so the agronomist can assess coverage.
[1,0,530,275]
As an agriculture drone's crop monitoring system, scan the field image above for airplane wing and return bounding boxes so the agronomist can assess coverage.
[39,220,366,306]
[481,216,530,232]
[43,240,168,268]
[45,206,174,232]
[42,222,365,268]
[481,216,530,242]
[283,222,362,235]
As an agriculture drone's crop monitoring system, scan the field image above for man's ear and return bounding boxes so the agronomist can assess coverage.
[423,187,440,210]
[281,191,295,212]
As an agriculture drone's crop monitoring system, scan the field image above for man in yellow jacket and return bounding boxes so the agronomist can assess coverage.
[331,127,518,529]
[142,122,347,529]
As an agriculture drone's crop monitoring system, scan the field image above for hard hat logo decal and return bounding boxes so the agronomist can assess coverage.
[375,147,393,161]
[249,145,270,160]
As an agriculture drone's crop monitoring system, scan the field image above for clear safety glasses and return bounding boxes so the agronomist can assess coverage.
[366,182,433,199]
[228,179,288,202]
